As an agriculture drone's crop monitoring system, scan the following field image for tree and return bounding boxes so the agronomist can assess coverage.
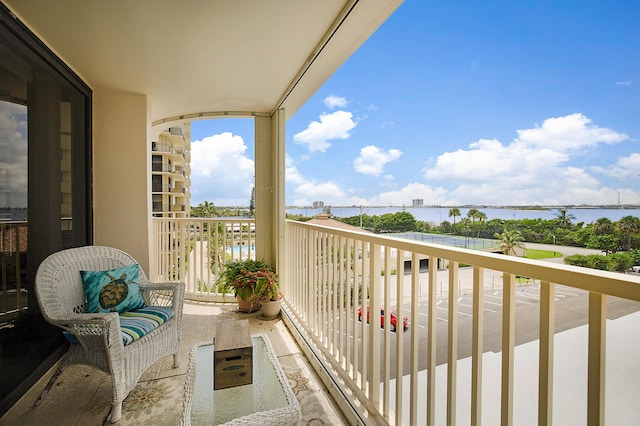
[191,201,218,218]
[375,211,417,233]
[249,187,255,217]
[494,229,525,256]
[439,220,452,233]
[587,233,619,255]
[449,208,461,234]
[467,209,482,237]
[554,208,576,229]
[593,217,614,235]
[476,211,487,237]
[618,215,640,251]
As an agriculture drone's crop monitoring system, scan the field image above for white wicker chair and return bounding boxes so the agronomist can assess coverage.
[34,246,185,423]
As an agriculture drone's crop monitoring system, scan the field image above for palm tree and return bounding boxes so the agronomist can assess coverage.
[467,209,482,238]
[494,229,525,256]
[618,215,640,250]
[476,211,487,238]
[249,187,255,217]
[449,208,460,234]
[554,208,576,229]
[593,217,614,235]
[192,201,218,218]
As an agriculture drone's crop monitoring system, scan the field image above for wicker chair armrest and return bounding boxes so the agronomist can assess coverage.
[138,280,185,311]
[54,312,123,349]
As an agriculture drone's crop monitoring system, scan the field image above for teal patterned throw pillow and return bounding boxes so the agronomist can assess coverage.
[81,264,146,313]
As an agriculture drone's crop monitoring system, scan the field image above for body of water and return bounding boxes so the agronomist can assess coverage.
[286,206,640,225]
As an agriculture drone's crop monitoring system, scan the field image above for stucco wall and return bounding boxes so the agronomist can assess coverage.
[92,90,151,273]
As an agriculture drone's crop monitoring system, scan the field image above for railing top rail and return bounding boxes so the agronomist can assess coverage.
[286,219,640,302]
[153,217,255,223]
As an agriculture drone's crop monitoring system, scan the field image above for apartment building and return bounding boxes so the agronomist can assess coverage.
[151,124,191,217]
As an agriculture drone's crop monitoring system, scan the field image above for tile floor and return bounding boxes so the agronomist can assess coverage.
[0,301,347,425]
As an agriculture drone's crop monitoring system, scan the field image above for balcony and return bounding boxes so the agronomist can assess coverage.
[3,217,640,425]
[152,218,640,424]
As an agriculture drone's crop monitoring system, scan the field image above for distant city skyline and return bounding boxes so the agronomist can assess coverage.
[189,1,640,208]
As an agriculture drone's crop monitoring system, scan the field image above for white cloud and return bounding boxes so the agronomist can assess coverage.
[515,113,627,151]
[615,80,632,86]
[283,112,640,206]
[353,145,402,176]
[592,153,640,179]
[324,95,347,109]
[286,156,371,206]
[190,132,254,205]
[420,114,633,205]
[293,110,357,152]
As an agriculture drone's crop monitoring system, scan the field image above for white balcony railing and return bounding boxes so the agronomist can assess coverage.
[280,219,640,426]
[152,218,255,300]
[151,217,640,425]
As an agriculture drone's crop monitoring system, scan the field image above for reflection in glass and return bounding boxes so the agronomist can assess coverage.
[0,100,28,215]
[0,99,29,359]
[60,100,72,231]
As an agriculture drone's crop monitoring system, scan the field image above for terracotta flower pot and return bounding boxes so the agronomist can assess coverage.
[260,298,282,319]
[236,295,261,313]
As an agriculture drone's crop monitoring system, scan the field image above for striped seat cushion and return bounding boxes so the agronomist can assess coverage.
[119,306,174,346]
[62,306,174,346]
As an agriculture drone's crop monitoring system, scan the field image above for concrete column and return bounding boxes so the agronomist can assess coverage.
[254,110,285,272]
[93,90,152,272]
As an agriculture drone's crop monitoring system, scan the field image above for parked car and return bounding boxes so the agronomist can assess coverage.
[357,306,408,332]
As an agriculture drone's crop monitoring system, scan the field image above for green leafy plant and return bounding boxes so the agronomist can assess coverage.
[253,269,280,302]
[216,259,278,302]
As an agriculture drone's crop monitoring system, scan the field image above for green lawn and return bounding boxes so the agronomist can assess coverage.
[525,248,563,260]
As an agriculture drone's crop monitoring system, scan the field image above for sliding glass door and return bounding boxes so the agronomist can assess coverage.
[0,4,92,414]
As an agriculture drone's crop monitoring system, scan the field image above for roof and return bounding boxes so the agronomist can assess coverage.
[3,0,403,125]
[307,213,373,233]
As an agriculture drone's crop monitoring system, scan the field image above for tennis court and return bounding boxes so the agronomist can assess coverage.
[387,232,498,250]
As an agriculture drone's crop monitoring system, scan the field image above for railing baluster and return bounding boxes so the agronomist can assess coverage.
[338,236,345,363]
[353,238,360,382]
[427,256,438,426]
[471,266,485,426]
[448,260,459,425]
[346,237,353,379]
[538,280,555,426]
[587,291,606,426]
[383,245,391,419]
[395,249,404,426]
[370,242,381,405]
[332,234,339,357]
[313,229,319,334]
[320,232,326,344]
[361,239,369,392]
[410,252,420,425]
[502,273,515,426]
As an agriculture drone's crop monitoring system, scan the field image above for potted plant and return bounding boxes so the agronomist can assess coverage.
[253,267,281,319]
[216,259,273,313]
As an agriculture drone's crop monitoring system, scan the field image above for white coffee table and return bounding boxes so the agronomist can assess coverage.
[182,333,301,425]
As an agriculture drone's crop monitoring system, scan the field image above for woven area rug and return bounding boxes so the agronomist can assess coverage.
[113,353,345,425]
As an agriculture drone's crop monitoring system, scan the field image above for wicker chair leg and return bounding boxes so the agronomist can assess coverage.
[108,401,123,423]
[34,366,64,407]
[173,353,178,368]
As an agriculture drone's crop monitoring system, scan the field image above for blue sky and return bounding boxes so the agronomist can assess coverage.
[190,0,640,207]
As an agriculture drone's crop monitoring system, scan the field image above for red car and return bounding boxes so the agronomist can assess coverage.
[357,306,408,332]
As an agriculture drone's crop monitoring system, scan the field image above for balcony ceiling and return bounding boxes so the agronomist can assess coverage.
[3,0,402,124]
